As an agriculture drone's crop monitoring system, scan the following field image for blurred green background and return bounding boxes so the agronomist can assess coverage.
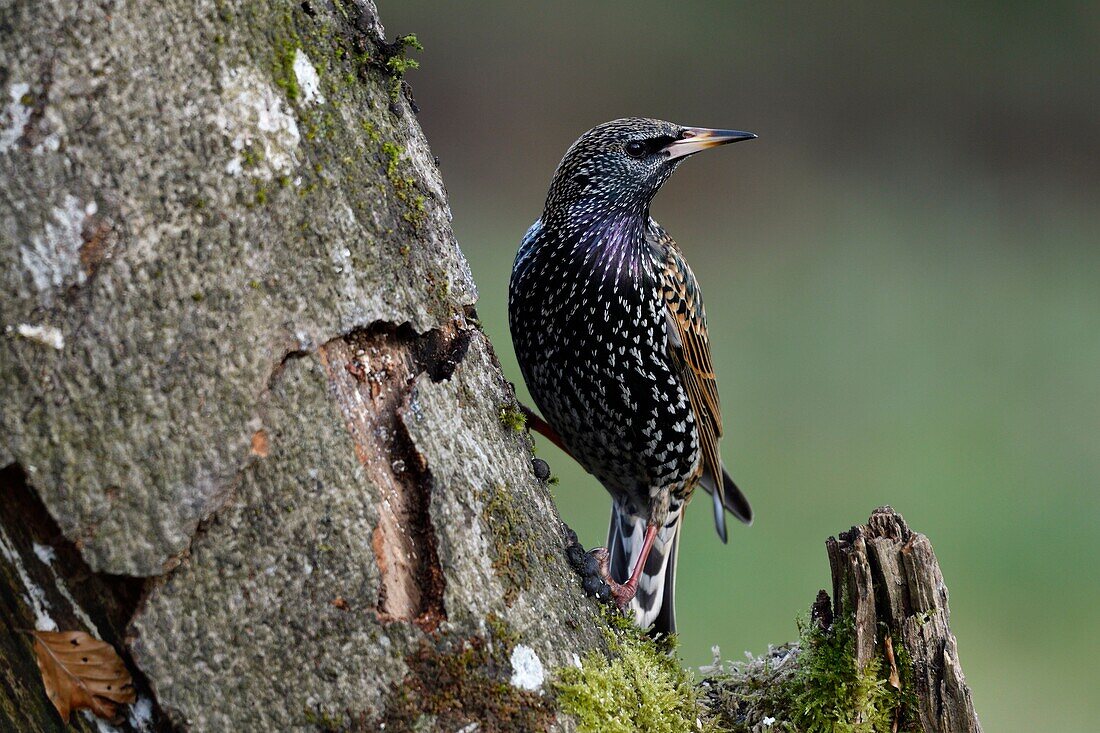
[381,2,1099,730]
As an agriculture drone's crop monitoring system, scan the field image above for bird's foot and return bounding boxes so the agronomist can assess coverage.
[562,525,634,609]
[563,526,613,603]
[586,547,638,609]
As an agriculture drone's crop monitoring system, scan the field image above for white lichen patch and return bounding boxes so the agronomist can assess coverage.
[292,49,325,106]
[509,644,545,692]
[1,82,32,153]
[212,67,300,180]
[128,695,155,731]
[33,542,57,564]
[20,193,87,296]
[15,323,65,350]
[0,524,57,631]
[81,709,124,733]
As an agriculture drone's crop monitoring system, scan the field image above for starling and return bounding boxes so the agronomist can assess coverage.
[508,118,755,634]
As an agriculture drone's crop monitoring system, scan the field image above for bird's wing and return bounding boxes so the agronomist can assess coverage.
[652,222,753,535]
[650,222,723,482]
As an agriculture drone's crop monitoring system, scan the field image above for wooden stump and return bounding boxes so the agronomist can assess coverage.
[704,506,982,733]
[826,506,982,733]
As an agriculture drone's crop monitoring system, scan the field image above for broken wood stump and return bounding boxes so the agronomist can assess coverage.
[704,506,982,733]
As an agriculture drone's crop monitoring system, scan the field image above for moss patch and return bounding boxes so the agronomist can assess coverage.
[273,39,301,101]
[554,608,724,733]
[498,404,526,432]
[481,483,538,604]
[380,141,428,228]
[378,33,423,99]
[381,625,554,732]
[705,616,920,733]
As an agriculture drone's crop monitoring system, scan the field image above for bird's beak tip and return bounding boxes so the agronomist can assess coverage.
[663,127,758,160]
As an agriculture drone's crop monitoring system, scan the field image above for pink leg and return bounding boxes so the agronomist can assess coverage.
[589,523,659,609]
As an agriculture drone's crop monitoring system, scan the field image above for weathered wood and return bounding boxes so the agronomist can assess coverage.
[704,506,982,733]
[838,506,981,733]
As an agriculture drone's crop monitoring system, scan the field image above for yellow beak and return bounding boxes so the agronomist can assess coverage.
[662,127,757,160]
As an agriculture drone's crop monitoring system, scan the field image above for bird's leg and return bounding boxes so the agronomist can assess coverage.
[519,404,574,458]
[587,523,659,609]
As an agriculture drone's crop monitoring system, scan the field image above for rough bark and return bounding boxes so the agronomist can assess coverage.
[1,2,982,732]
[2,1,604,730]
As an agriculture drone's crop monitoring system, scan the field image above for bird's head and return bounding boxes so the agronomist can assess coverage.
[544,117,755,218]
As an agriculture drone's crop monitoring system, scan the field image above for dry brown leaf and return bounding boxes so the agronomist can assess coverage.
[32,630,136,723]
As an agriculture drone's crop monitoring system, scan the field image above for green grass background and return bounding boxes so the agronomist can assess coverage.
[382,3,1100,730]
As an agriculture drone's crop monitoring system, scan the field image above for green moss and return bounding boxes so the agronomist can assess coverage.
[385,34,423,76]
[498,405,526,432]
[301,706,345,730]
[377,33,423,99]
[786,618,898,732]
[381,141,403,177]
[360,119,382,142]
[239,144,263,169]
[382,629,554,732]
[890,637,924,732]
[273,41,301,101]
[554,607,724,733]
[481,483,538,605]
[708,616,918,733]
[378,140,429,228]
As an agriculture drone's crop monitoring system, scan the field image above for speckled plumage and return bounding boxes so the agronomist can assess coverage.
[509,118,753,632]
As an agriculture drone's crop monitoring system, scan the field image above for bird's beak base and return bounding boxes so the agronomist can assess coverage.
[662,127,757,160]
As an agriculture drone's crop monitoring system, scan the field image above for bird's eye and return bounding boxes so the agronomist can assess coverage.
[625,141,646,158]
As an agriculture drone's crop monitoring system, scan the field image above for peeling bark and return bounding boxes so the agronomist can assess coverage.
[317,324,457,631]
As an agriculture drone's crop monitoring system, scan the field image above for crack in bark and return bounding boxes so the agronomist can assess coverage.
[318,321,472,632]
[0,464,178,732]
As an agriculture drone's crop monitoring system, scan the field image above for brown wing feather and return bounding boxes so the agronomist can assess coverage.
[651,223,724,500]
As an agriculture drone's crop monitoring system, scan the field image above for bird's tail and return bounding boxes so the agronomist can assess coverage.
[607,503,682,634]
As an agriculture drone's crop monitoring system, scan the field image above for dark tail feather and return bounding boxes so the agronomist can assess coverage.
[650,525,680,636]
[722,469,753,526]
[700,467,753,543]
[607,505,630,585]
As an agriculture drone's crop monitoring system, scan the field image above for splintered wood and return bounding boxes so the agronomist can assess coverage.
[826,506,982,733]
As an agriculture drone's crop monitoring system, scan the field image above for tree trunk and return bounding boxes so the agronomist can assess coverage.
[1,2,981,732]
[1,1,604,730]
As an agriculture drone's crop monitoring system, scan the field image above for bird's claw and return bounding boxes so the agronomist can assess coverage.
[573,543,635,609]
[563,526,616,603]
[586,547,637,608]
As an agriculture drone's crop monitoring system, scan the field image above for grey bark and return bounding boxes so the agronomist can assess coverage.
[1,1,604,730]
